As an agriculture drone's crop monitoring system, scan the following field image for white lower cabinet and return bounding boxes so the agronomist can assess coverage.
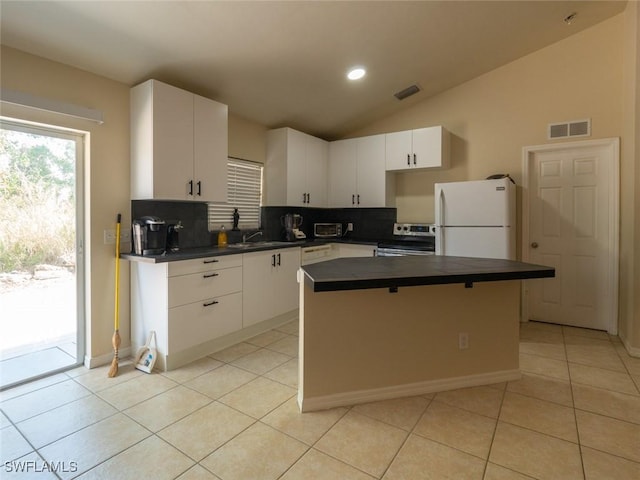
[131,248,302,371]
[168,292,242,353]
[243,248,301,327]
[131,255,242,371]
[336,243,377,258]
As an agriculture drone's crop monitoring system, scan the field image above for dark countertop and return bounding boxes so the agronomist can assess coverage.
[120,238,379,263]
[301,255,555,292]
[121,241,306,263]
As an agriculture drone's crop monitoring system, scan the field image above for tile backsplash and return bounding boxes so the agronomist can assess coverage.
[261,206,397,242]
[131,200,397,249]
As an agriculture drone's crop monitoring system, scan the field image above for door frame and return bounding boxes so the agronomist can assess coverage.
[521,137,620,334]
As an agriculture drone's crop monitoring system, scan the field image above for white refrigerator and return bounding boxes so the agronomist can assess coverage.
[435,178,516,259]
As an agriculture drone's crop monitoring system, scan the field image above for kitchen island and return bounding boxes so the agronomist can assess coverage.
[298,255,554,412]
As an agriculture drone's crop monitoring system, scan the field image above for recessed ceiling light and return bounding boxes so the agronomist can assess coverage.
[347,67,366,80]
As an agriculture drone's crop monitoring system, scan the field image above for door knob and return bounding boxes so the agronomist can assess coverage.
[531,242,539,248]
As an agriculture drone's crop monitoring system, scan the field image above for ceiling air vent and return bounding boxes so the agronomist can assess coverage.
[548,119,591,139]
[394,84,421,100]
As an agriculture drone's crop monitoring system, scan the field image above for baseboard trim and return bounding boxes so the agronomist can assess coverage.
[299,369,521,412]
[84,347,132,369]
[620,336,640,358]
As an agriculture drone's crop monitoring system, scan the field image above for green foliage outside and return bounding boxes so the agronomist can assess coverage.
[0,128,76,273]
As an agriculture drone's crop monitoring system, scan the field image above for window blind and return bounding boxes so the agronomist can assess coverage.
[208,157,263,230]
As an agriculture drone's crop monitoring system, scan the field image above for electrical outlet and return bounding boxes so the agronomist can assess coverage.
[347,223,354,232]
[459,332,469,350]
[104,229,116,244]
[104,229,131,244]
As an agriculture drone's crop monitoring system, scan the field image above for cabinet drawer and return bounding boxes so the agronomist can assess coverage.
[168,254,242,277]
[168,291,242,353]
[169,266,241,308]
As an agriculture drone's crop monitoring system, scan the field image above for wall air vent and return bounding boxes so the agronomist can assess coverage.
[548,119,591,139]
[394,84,421,100]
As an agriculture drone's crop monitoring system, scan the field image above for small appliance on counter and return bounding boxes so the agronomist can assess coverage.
[313,222,343,238]
[281,213,306,241]
[132,216,166,255]
[166,221,184,252]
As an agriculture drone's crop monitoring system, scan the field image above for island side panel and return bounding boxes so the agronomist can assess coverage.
[299,279,521,411]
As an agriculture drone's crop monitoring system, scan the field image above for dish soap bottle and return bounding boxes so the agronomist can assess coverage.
[217,225,228,247]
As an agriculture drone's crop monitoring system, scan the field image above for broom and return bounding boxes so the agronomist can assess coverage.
[108,213,122,378]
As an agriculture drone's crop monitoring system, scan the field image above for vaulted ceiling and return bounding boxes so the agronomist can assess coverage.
[0,1,627,140]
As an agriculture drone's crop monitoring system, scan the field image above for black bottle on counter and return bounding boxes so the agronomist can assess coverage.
[232,208,240,231]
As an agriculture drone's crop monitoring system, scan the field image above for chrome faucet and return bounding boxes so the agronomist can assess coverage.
[243,231,263,243]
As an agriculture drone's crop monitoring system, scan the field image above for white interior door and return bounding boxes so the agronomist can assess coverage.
[523,139,619,333]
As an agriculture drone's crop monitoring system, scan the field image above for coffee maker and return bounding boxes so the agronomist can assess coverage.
[281,213,305,241]
[132,216,166,255]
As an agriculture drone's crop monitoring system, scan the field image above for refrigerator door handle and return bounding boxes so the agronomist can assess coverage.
[437,188,445,255]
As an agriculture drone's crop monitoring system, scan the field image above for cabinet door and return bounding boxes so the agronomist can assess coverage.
[356,134,386,207]
[152,81,195,199]
[286,129,307,206]
[385,130,412,171]
[412,126,447,169]
[271,248,301,317]
[168,266,242,308]
[194,95,228,202]
[328,139,357,207]
[337,244,377,258]
[242,250,277,327]
[305,135,328,207]
[168,292,242,353]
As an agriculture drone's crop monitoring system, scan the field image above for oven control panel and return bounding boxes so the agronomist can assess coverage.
[393,223,436,237]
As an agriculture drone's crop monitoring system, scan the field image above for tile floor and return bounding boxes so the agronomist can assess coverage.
[1,320,639,479]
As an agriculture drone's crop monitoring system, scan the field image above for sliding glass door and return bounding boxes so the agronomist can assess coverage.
[0,119,85,389]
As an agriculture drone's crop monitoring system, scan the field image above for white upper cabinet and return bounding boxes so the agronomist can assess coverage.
[131,79,228,202]
[328,134,394,208]
[265,127,328,207]
[385,126,450,171]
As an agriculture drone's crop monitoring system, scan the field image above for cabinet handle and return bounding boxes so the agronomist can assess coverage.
[188,180,194,195]
[407,154,410,166]
[352,194,355,205]
[307,192,310,204]
[413,153,417,165]
[197,181,202,196]
[203,272,219,278]
[357,194,360,205]
[271,254,276,267]
[203,259,219,264]
[277,253,281,266]
[203,300,219,307]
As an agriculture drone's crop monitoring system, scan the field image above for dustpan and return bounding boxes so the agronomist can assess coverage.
[135,331,157,374]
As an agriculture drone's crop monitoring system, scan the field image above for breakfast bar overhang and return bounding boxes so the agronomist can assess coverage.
[298,256,555,412]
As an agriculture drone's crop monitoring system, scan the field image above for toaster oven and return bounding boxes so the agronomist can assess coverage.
[314,223,342,238]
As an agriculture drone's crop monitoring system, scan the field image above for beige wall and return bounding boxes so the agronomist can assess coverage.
[228,113,268,163]
[347,12,639,352]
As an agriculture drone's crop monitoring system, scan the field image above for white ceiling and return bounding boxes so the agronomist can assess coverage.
[0,1,627,140]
